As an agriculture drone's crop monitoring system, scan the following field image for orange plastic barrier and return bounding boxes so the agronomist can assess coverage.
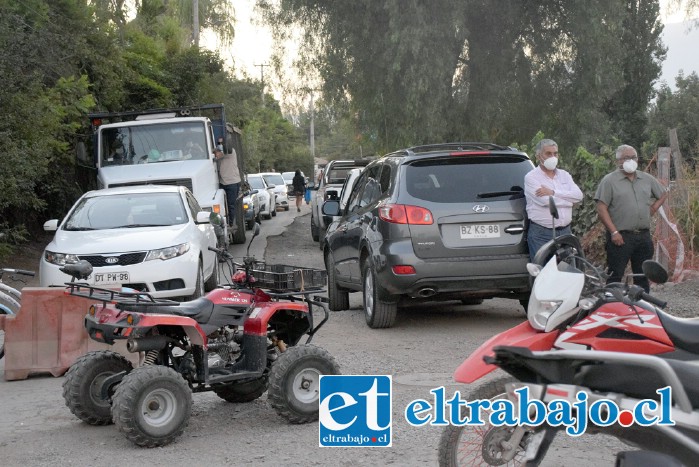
[3,288,139,381]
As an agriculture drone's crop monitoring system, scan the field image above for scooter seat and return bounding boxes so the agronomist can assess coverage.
[577,358,699,409]
[656,309,699,354]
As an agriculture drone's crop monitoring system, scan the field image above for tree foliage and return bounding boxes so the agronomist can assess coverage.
[0,0,309,258]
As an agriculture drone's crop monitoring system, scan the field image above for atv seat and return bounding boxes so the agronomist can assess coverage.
[121,297,215,324]
[655,309,699,354]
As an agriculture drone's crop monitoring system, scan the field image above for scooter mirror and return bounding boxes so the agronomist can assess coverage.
[548,196,559,219]
[641,260,668,284]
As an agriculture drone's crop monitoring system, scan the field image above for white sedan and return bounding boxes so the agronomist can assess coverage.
[246,174,277,219]
[39,185,218,300]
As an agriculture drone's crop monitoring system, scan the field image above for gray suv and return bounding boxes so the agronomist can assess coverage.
[321,143,534,328]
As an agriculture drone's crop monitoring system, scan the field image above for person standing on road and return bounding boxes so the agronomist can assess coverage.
[214,144,241,227]
[595,144,668,292]
[292,169,306,212]
[525,139,583,260]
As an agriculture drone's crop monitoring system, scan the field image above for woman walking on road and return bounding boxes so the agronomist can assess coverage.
[292,169,306,212]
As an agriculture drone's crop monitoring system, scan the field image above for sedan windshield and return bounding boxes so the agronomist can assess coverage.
[262,174,285,186]
[63,192,188,230]
[247,176,266,190]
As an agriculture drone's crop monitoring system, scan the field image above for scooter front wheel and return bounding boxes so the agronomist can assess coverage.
[438,375,545,467]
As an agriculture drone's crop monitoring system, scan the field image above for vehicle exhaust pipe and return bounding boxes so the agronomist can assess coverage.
[417,287,436,298]
[127,335,173,353]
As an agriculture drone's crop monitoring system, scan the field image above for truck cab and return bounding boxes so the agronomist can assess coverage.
[80,105,247,245]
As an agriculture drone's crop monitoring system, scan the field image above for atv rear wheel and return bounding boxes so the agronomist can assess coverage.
[268,345,340,423]
[213,375,268,403]
[111,365,192,447]
[62,350,133,425]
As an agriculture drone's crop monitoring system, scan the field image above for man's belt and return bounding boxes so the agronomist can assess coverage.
[531,222,570,231]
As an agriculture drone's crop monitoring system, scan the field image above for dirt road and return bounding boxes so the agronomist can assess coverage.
[0,211,627,466]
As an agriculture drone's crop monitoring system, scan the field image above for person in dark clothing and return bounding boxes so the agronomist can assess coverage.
[595,144,668,292]
[292,169,306,212]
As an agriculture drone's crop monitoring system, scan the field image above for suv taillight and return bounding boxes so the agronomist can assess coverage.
[378,203,433,225]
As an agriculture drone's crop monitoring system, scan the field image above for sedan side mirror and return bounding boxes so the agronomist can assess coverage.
[44,219,59,232]
[196,211,211,224]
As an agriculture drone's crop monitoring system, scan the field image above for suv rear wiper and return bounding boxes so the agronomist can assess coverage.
[477,190,523,199]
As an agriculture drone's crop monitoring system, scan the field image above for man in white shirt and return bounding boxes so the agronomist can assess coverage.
[524,139,583,260]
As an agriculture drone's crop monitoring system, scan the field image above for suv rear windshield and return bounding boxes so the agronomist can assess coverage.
[405,156,532,203]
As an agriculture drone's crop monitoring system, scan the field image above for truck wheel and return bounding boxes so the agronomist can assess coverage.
[310,215,319,242]
[326,254,349,311]
[213,375,268,403]
[438,376,546,466]
[268,345,340,423]
[232,199,246,244]
[111,365,192,448]
[362,262,397,328]
[63,350,133,425]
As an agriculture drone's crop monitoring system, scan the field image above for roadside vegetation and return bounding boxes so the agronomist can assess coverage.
[1,0,699,261]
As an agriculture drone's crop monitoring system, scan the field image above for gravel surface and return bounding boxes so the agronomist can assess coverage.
[1,212,698,466]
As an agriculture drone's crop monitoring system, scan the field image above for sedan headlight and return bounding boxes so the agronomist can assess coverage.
[529,300,563,330]
[45,251,80,266]
[145,243,190,261]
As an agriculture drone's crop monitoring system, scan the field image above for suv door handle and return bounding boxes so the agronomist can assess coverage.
[504,225,524,234]
[340,225,348,232]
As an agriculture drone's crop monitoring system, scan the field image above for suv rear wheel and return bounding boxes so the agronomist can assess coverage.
[326,254,349,311]
[362,262,397,328]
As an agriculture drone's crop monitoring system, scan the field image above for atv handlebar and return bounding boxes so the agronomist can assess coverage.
[1,268,36,277]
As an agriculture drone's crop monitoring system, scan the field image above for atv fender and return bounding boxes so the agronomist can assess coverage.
[453,321,557,384]
[244,301,311,345]
[87,307,208,347]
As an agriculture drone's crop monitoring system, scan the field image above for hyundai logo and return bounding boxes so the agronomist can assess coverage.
[472,205,490,213]
[105,257,119,264]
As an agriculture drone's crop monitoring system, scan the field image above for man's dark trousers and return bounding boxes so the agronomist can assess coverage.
[605,230,653,292]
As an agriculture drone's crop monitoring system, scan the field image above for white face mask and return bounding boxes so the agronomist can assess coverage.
[543,157,558,171]
[622,159,637,173]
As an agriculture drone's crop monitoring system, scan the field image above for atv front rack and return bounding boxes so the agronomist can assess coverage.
[65,282,179,307]
[251,264,327,292]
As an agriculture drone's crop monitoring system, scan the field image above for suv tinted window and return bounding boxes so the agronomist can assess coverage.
[405,156,530,202]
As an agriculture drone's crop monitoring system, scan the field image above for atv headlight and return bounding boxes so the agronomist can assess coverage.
[45,251,80,266]
[145,243,190,261]
[529,300,563,330]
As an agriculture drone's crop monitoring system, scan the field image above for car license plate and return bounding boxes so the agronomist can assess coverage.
[92,271,129,286]
[460,224,501,239]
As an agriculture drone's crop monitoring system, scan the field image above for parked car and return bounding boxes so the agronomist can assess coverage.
[260,172,290,211]
[246,174,276,219]
[40,185,218,300]
[310,159,371,242]
[321,143,534,328]
[243,190,261,230]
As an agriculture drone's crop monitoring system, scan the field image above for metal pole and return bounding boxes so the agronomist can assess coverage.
[310,91,315,174]
[192,0,200,47]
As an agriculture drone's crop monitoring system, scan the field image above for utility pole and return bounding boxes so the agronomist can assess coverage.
[310,90,315,174]
[192,0,200,47]
[254,63,269,106]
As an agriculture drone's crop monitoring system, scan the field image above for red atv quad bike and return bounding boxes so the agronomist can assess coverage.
[60,223,340,447]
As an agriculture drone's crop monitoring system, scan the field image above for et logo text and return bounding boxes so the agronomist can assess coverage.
[319,375,392,447]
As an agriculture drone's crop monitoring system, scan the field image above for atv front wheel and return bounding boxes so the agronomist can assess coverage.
[213,375,268,403]
[111,365,192,447]
[268,345,340,423]
[62,350,133,425]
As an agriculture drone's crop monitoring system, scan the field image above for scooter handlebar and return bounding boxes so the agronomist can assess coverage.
[640,291,667,309]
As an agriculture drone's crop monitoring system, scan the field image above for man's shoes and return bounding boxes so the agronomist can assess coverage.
[297,207,301,212]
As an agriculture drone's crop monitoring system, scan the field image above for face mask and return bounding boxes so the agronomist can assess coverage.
[622,159,637,173]
[543,157,558,171]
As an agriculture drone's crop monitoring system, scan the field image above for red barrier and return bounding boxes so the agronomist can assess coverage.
[3,288,139,381]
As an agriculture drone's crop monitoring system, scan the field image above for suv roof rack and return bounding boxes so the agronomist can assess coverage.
[408,142,511,154]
